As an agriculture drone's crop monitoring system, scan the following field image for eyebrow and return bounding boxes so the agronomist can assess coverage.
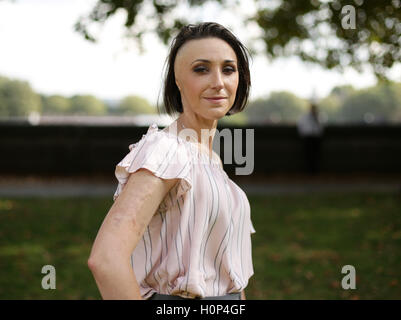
[191,59,237,65]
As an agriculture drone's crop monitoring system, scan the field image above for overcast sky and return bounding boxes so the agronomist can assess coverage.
[0,0,398,105]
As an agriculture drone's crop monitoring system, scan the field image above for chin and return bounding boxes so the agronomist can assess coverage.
[204,109,229,121]
[200,104,231,120]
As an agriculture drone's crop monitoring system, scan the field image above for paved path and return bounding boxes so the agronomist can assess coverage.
[0,175,400,197]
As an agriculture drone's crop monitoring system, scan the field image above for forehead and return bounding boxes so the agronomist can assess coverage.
[176,37,237,63]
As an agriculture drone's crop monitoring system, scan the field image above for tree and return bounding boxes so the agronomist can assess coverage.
[75,0,401,80]
[41,94,71,115]
[318,85,356,122]
[245,91,308,124]
[69,95,107,116]
[0,75,41,117]
[116,95,155,115]
[338,82,401,123]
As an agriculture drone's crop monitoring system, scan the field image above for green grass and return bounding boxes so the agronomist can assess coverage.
[0,193,400,299]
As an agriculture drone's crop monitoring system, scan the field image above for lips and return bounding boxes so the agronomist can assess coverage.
[204,97,227,103]
[205,97,227,99]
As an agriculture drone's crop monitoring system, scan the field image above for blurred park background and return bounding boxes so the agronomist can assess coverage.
[0,0,400,299]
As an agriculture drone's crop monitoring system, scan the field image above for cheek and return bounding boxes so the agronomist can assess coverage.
[185,75,205,100]
[229,76,239,96]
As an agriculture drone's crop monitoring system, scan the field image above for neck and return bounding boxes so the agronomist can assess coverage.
[175,115,218,154]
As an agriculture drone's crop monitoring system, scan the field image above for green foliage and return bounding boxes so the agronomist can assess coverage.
[75,0,401,80]
[116,95,156,115]
[69,95,107,116]
[0,75,41,117]
[319,85,357,122]
[41,95,72,115]
[337,82,401,123]
[253,0,401,79]
[245,91,308,124]
[0,75,157,118]
[243,82,401,124]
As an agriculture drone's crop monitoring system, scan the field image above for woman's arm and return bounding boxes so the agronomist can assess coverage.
[241,290,246,300]
[87,168,178,299]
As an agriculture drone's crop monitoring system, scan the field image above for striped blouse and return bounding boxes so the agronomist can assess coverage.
[113,122,256,299]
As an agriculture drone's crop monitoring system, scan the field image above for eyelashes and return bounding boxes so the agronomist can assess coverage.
[193,66,237,74]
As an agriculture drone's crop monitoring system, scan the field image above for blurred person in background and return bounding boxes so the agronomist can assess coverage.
[297,103,324,175]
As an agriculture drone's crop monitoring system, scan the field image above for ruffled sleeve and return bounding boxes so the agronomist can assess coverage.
[113,123,192,214]
[250,219,256,234]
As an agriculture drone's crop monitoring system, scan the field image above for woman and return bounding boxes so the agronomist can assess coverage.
[88,22,256,300]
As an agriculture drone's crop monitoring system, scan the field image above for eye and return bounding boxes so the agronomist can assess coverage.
[193,66,207,73]
[223,66,236,74]
[193,65,237,74]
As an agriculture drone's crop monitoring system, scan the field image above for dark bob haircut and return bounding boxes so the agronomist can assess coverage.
[159,22,252,116]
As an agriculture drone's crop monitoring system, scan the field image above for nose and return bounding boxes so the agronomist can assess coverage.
[210,70,224,91]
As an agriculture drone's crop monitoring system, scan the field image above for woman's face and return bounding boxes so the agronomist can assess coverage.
[174,37,239,121]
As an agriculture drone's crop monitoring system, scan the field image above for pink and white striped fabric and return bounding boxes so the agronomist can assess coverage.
[113,122,256,299]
